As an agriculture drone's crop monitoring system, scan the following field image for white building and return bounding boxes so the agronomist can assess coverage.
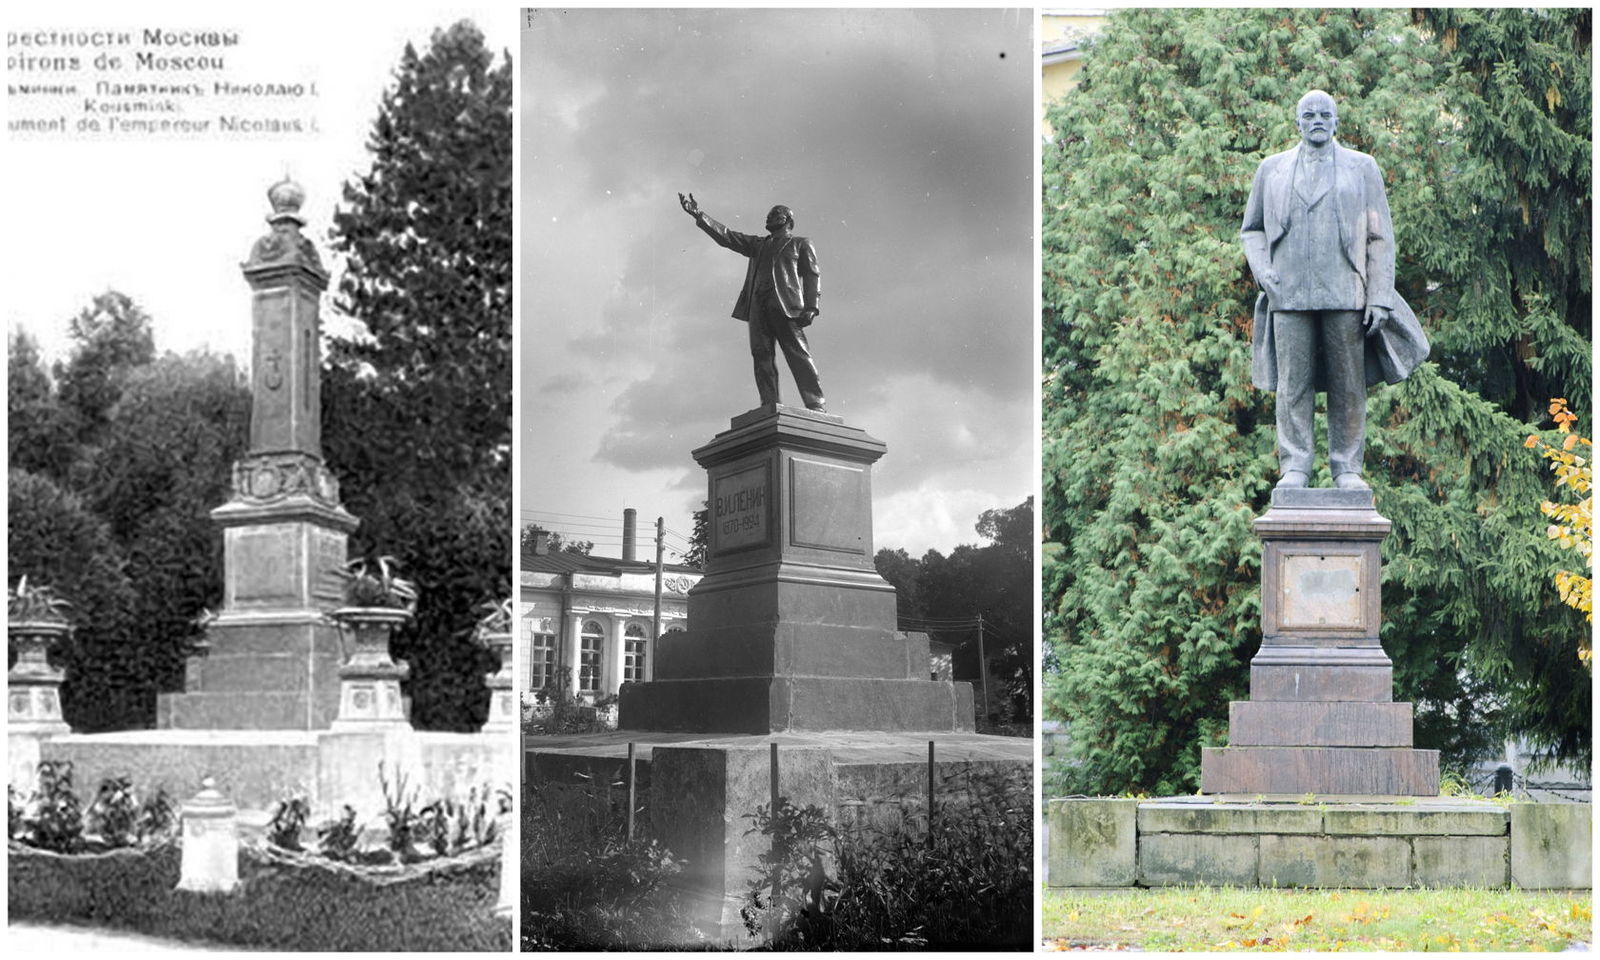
[518,522,702,701]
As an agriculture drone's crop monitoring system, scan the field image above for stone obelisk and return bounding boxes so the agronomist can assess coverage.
[157,179,357,731]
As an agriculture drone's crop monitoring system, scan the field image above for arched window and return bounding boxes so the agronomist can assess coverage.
[579,620,604,693]
[623,622,648,682]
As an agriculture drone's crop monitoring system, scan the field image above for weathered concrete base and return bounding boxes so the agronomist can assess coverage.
[29,728,511,821]
[526,729,1031,944]
[1200,745,1441,795]
[618,675,975,733]
[1047,795,1591,890]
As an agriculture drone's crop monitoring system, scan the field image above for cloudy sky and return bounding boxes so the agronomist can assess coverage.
[7,3,513,364]
[521,8,1035,560]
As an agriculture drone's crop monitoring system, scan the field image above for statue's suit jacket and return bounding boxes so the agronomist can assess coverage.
[1241,142,1429,391]
[695,214,820,323]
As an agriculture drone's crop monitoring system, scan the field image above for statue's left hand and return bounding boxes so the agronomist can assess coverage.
[1363,305,1391,338]
[798,307,819,326]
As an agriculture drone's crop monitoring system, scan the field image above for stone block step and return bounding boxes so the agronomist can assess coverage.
[1229,700,1413,746]
[619,676,974,734]
[1200,746,1439,795]
[1250,663,1392,701]
[157,690,339,731]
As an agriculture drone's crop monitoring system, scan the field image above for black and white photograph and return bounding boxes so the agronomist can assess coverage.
[7,6,515,950]
[519,6,1035,950]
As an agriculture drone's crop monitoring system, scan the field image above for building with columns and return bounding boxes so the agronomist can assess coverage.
[518,520,702,702]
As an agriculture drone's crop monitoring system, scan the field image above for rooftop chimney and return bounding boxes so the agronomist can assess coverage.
[532,529,551,556]
[622,508,638,562]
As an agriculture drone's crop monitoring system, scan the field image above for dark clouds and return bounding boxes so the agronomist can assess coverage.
[521,9,1032,549]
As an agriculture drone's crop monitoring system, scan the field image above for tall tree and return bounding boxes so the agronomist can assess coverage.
[8,328,75,481]
[1042,8,1589,795]
[324,21,512,731]
[55,290,157,454]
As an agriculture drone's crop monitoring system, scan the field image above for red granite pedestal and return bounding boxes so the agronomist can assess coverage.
[1200,488,1439,796]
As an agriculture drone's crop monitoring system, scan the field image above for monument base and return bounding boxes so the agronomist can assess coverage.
[34,728,510,821]
[157,615,343,730]
[618,675,975,733]
[1199,745,1441,795]
[525,729,1030,944]
[1047,795,1592,890]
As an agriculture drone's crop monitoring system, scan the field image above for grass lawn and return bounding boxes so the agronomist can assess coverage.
[1043,886,1592,951]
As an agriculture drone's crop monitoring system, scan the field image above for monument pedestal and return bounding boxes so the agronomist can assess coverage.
[1200,488,1439,796]
[619,405,973,733]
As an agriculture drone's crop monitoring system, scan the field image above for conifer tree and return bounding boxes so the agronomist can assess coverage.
[324,21,512,730]
[1042,8,1590,794]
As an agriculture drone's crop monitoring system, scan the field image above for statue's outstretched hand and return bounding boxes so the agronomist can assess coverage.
[678,192,700,217]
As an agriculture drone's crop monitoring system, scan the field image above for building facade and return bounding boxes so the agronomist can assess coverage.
[518,530,702,701]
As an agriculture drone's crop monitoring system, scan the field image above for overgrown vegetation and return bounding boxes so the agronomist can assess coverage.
[1042,7,1592,795]
[1043,886,1591,951]
[9,762,176,854]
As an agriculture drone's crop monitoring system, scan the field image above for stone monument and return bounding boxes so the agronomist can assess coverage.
[618,404,973,732]
[157,178,357,731]
[1203,90,1438,795]
[1200,487,1439,794]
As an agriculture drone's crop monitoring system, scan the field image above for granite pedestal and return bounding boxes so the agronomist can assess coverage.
[1201,488,1439,795]
[619,405,974,733]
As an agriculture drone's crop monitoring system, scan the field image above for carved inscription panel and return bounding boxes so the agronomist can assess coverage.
[712,463,770,554]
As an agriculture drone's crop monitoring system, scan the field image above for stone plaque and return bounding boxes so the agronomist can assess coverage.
[230,526,304,607]
[251,289,294,451]
[712,463,770,553]
[790,457,867,554]
[1281,554,1362,629]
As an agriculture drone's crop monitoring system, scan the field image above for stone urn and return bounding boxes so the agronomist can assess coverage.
[8,619,72,734]
[329,606,412,727]
[480,627,515,732]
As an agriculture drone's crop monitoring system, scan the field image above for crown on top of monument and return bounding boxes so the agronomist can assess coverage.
[267,176,306,217]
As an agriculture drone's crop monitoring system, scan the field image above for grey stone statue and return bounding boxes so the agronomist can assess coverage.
[679,192,826,412]
[1241,90,1430,490]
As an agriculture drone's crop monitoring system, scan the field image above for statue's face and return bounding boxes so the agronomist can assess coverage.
[765,206,793,234]
[1296,92,1338,146]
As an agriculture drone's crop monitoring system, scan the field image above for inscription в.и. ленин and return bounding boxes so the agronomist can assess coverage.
[713,466,768,552]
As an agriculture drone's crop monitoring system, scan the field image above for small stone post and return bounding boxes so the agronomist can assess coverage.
[177,778,239,893]
[482,627,515,733]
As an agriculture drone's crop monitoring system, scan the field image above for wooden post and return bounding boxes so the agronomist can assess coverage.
[770,741,781,912]
[927,739,936,846]
[626,741,637,843]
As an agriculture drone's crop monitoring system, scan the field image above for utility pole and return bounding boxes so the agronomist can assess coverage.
[976,611,990,723]
[652,517,665,679]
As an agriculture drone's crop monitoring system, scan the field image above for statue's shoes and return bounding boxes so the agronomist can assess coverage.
[1333,472,1370,490]
[1275,470,1309,489]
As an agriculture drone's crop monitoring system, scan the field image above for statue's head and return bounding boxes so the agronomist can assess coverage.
[1295,90,1338,147]
[765,205,795,234]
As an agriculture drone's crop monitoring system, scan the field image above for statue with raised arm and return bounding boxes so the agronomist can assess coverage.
[1241,90,1430,490]
[679,192,826,412]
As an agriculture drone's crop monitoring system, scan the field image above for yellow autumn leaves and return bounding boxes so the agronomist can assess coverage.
[1525,398,1593,651]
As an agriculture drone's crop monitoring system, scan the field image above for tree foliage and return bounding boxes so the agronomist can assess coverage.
[1526,399,1593,643]
[874,498,1034,724]
[1042,8,1590,795]
[324,20,512,731]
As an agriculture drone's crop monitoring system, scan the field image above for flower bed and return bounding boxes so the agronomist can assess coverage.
[9,838,510,951]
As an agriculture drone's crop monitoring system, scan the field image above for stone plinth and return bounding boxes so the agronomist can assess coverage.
[1201,488,1439,795]
[619,405,974,733]
[1046,796,1589,891]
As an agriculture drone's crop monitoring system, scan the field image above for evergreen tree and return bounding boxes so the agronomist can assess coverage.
[324,21,512,731]
[1042,8,1590,794]
[56,290,156,454]
[8,329,75,481]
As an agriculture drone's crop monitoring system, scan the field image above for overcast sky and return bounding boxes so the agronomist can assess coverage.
[521,8,1035,560]
[7,3,513,365]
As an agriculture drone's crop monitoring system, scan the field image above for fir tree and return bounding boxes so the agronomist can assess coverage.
[1042,8,1590,794]
[324,21,512,731]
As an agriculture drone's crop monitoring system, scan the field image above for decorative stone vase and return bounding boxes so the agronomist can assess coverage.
[7,620,72,734]
[480,629,514,732]
[329,607,411,728]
